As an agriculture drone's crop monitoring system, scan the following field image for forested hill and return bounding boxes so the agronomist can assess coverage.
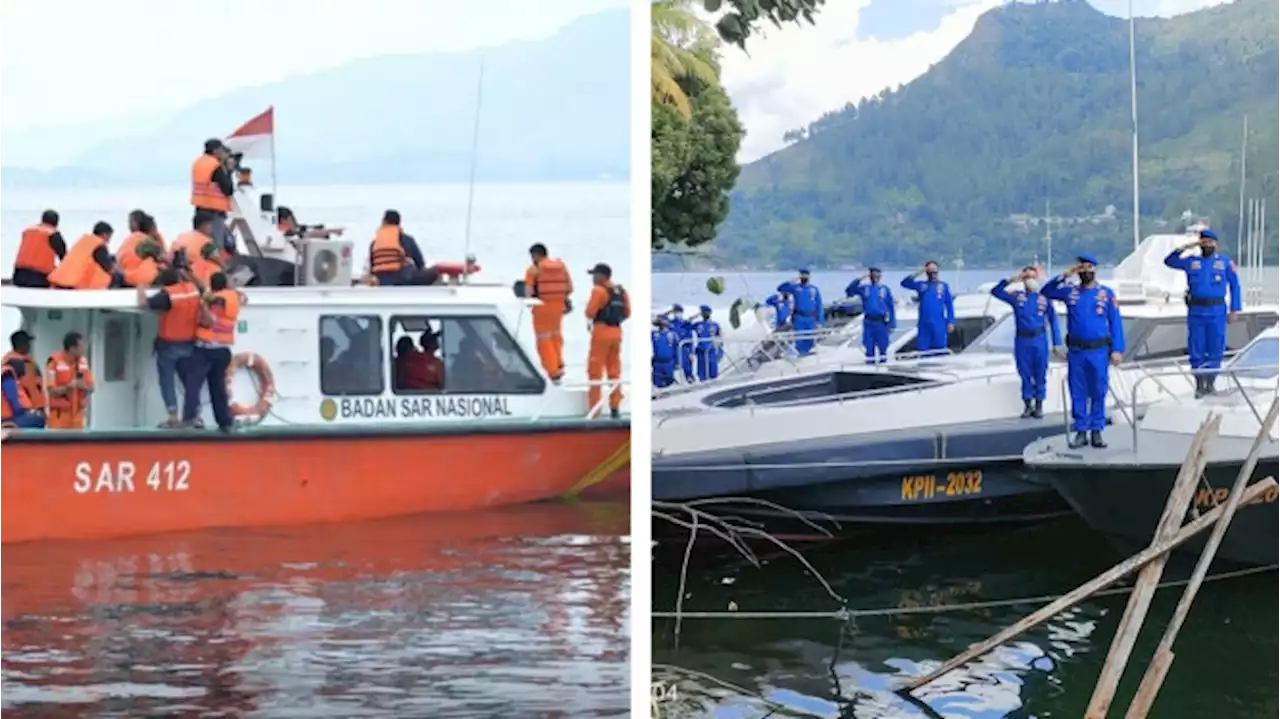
[715,0,1279,270]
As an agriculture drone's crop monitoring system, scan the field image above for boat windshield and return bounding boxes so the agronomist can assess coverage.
[1226,337,1279,380]
[964,311,1141,355]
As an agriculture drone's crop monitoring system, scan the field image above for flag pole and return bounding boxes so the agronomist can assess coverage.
[269,105,278,211]
[462,59,485,285]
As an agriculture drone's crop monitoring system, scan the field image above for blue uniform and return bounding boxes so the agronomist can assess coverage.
[1,373,43,428]
[668,312,696,382]
[651,327,678,389]
[1041,276,1125,432]
[694,317,722,381]
[848,278,896,364]
[778,281,824,355]
[991,279,1063,401]
[765,293,793,329]
[1163,249,1242,385]
[900,275,956,356]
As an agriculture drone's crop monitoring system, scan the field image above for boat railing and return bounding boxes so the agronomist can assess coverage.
[533,378,631,420]
[1122,362,1280,450]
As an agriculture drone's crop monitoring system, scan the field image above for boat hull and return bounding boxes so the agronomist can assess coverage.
[1,418,630,543]
[1038,459,1279,567]
[652,416,1072,531]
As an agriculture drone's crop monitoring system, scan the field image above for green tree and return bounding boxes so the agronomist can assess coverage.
[652,0,720,120]
[707,0,828,48]
[652,77,744,250]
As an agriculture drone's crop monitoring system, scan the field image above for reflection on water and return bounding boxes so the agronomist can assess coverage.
[653,518,1278,718]
[3,502,631,717]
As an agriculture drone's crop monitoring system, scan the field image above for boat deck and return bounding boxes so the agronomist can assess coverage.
[1024,427,1278,470]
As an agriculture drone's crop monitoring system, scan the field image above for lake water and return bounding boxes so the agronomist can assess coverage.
[0,181,633,383]
[653,518,1277,718]
[3,502,631,717]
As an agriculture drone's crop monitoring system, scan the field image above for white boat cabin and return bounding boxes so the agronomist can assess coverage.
[3,283,609,431]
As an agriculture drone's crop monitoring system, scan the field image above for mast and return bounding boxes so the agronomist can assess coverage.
[462,58,486,285]
[1044,198,1053,276]
[1236,114,1248,261]
[1128,0,1140,252]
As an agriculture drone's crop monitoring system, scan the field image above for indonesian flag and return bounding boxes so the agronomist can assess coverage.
[223,106,273,158]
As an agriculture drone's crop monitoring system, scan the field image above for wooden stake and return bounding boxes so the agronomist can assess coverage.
[1084,415,1222,718]
[897,475,1278,693]
[1123,397,1280,719]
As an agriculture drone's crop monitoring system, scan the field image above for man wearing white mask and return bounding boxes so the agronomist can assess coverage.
[990,265,1063,418]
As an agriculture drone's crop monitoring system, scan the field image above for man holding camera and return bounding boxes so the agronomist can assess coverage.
[191,139,237,258]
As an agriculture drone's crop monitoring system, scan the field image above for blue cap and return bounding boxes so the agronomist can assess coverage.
[1077,254,1099,266]
[798,267,811,275]
[1199,228,1219,241]
[671,303,684,312]
[699,304,712,313]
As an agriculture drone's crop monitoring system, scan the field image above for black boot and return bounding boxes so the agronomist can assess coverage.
[1020,400,1034,418]
[609,408,620,419]
[1031,399,1044,419]
[1203,377,1215,396]
[1090,430,1107,448]
[1194,377,1207,399]
[1068,431,1089,449]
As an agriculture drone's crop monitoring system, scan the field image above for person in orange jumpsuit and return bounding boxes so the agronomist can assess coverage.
[584,263,629,418]
[45,331,94,430]
[3,329,48,413]
[11,209,67,287]
[524,243,573,383]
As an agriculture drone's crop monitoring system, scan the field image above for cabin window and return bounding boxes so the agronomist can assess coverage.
[319,315,384,396]
[389,315,545,395]
[1129,321,1186,362]
[947,316,995,353]
[102,317,130,382]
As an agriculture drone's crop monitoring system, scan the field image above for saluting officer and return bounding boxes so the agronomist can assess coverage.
[1041,254,1125,449]
[1163,228,1242,398]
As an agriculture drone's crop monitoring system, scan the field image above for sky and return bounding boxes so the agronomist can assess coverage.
[0,0,629,134]
[715,0,1231,163]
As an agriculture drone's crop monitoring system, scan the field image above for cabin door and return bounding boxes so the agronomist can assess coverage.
[91,312,143,430]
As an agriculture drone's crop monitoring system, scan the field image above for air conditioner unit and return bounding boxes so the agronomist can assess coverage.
[298,239,353,287]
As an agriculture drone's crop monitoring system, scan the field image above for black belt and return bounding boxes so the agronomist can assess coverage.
[1066,335,1110,350]
[864,314,887,322]
[1186,296,1225,307]
[1016,329,1045,338]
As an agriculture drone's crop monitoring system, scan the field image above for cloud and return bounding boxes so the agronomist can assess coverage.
[716,0,1229,164]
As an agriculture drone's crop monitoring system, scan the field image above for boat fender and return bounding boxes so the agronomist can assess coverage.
[227,352,275,424]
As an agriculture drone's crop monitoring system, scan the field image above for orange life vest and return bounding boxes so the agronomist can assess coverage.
[0,364,32,421]
[156,281,202,343]
[531,258,571,301]
[191,154,232,213]
[2,351,46,409]
[195,289,241,346]
[172,230,221,284]
[14,223,59,275]
[46,351,93,411]
[47,234,111,290]
[370,225,408,273]
[118,231,168,288]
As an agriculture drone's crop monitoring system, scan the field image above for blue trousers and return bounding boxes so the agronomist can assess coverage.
[653,359,675,389]
[917,321,948,356]
[6,412,45,428]
[696,347,720,381]
[793,315,818,355]
[1014,337,1049,401]
[155,340,194,415]
[863,319,891,364]
[1067,347,1110,432]
[679,346,694,382]
[1187,310,1227,383]
[184,346,234,430]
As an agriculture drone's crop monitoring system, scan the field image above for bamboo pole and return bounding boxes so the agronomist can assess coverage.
[1123,396,1280,718]
[897,475,1278,693]
[1083,415,1222,717]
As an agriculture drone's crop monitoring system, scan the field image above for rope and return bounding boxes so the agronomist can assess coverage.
[653,454,1023,471]
[652,563,1276,620]
[562,438,631,499]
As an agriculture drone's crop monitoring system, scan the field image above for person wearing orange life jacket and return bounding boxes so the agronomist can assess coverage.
[191,138,237,257]
[137,268,202,428]
[46,331,94,430]
[367,210,433,286]
[171,213,224,287]
[118,211,170,288]
[1,358,45,429]
[184,272,242,433]
[584,263,629,419]
[524,243,574,383]
[47,221,121,290]
[4,329,48,413]
[12,210,68,288]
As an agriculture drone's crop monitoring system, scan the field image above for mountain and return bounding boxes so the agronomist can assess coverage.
[1,10,629,189]
[714,0,1279,269]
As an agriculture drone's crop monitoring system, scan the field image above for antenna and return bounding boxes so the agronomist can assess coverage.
[1235,114,1248,263]
[1044,198,1053,276]
[1128,0,1140,253]
[462,58,485,285]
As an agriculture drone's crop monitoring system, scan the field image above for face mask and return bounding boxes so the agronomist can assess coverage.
[926,271,939,280]
[673,313,682,321]
[702,313,711,321]
[1023,278,1040,292]
[1201,245,1216,257]
[870,275,881,284]
[800,277,809,284]
[1079,271,1095,285]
